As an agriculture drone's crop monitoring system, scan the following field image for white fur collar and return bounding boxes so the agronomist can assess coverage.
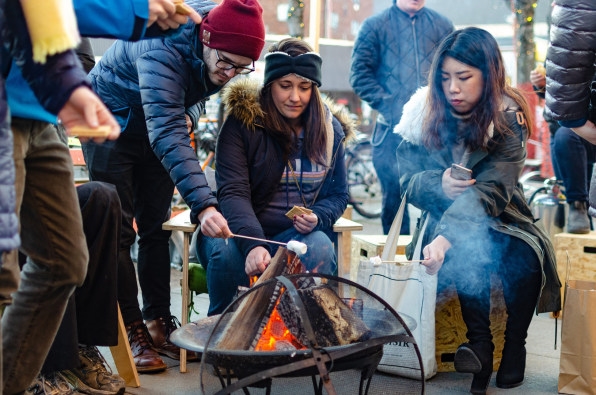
[393,86,521,145]
[393,86,428,146]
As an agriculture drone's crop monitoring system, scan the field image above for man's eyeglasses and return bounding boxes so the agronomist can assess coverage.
[215,50,255,75]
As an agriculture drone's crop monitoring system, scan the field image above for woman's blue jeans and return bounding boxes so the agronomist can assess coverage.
[196,229,336,316]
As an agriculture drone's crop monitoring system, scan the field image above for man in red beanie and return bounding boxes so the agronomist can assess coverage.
[80,0,265,373]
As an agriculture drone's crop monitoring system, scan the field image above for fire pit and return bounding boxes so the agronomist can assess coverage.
[172,268,424,394]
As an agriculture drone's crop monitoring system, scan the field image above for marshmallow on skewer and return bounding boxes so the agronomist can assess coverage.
[369,255,427,266]
[286,240,308,255]
[369,255,383,266]
[230,233,307,256]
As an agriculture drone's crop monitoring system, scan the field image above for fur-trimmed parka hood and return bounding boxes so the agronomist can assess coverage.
[220,78,357,143]
[394,86,522,147]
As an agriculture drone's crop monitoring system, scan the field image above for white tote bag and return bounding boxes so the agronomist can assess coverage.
[357,197,438,380]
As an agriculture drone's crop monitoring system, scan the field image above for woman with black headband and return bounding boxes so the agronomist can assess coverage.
[196,37,355,316]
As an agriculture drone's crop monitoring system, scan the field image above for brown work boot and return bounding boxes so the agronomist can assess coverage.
[146,315,199,361]
[125,320,167,373]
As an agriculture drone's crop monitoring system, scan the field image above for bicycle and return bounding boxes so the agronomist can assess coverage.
[195,117,219,169]
[345,133,382,218]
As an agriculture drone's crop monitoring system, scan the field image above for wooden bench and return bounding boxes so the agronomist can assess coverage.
[162,209,363,372]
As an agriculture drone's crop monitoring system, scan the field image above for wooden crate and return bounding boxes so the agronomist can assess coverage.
[435,274,506,372]
[554,231,596,308]
[350,234,412,282]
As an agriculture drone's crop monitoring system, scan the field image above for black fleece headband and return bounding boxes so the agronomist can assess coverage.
[263,51,322,87]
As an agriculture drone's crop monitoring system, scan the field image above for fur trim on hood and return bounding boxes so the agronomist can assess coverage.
[221,78,357,143]
[393,86,428,146]
[394,86,521,146]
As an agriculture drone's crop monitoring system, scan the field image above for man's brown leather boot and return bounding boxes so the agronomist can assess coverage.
[126,320,167,373]
[146,315,199,361]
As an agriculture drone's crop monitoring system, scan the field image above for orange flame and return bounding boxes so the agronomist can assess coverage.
[255,297,305,351]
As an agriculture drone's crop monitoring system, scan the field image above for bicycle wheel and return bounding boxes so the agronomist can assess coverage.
[346,141,382,218]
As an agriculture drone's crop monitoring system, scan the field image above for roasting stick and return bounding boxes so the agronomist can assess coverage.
[382,259,427,264]
[230,233,308,255]
[369,255,428,266]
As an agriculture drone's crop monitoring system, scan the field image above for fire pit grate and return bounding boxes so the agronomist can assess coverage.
[172,273,424,395]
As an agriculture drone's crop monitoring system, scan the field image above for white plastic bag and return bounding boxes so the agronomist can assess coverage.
[357,198,437,380]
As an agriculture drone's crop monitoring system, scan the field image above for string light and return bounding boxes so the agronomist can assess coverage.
[287,0,305,38]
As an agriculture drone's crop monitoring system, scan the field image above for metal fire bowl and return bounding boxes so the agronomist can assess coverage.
[171,307,416,357]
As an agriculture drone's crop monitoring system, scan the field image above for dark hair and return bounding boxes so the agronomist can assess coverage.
[423,27,533,150]
[259,38,327,166]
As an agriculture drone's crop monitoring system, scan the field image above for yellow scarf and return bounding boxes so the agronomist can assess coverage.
[20,0,80,64]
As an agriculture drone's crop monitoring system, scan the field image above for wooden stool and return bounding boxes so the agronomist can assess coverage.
[162,210,197,373]
[109,305,140,387]
[554,230,596,308]
[333,217,363,280]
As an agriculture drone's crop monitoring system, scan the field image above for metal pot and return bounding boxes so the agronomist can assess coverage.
[529,178,567,240]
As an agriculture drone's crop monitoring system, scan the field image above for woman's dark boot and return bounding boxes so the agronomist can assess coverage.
[496,343,526,388]
[494,232,542,389]
[454,342,494,395]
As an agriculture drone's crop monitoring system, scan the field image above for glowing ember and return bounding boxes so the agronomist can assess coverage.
[255,305,305,351]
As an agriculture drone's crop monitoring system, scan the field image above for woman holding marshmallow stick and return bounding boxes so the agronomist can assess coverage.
[394,27,561,394]
[196,38,354,316]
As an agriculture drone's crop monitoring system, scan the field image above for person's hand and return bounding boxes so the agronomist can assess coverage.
[185,113,193,134]
[571,120,596,145]
[59,86,120,143]
[530,69,546,90]
[245,246,270,275]
[442,167,475,200]
[421,235,452,275]
[198,207,232,238]
[293,212,318,234]
[148,0,202,30]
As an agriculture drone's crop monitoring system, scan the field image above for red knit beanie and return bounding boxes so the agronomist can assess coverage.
[199,0,266,61]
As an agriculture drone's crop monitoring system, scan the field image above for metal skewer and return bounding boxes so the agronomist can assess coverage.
[230,234,307,255]
[381,259,427,264]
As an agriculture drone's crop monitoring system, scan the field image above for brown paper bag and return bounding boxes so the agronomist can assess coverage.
[558,279,596,394]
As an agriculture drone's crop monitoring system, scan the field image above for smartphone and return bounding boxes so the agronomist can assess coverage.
[451,163,473,180]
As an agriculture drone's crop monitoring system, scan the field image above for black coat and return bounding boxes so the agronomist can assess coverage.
[215,79,353,257]
[545,0,596,124]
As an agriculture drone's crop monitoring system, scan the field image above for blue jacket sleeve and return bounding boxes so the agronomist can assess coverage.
[74,0,147,40]
[137,50,217,223]
[4,1,89,116]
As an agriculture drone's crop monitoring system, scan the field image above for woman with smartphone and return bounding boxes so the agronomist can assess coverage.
[196,38,354,316]
[394,27,561,394]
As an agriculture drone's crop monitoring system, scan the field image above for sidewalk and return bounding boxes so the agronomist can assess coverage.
[103,211,562,394]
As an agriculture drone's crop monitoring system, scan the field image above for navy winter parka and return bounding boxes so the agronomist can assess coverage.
[88,0,218,224]
[350,4,453,140]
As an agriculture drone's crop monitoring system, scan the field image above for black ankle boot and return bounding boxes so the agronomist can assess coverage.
[496,344,526,389]
[454,342,494,395]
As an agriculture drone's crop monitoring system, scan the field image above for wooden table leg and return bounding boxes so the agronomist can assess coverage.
[179,231,190,373]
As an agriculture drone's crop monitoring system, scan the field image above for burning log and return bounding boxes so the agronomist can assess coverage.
[216,247,299,351]
[277,283,371,347]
